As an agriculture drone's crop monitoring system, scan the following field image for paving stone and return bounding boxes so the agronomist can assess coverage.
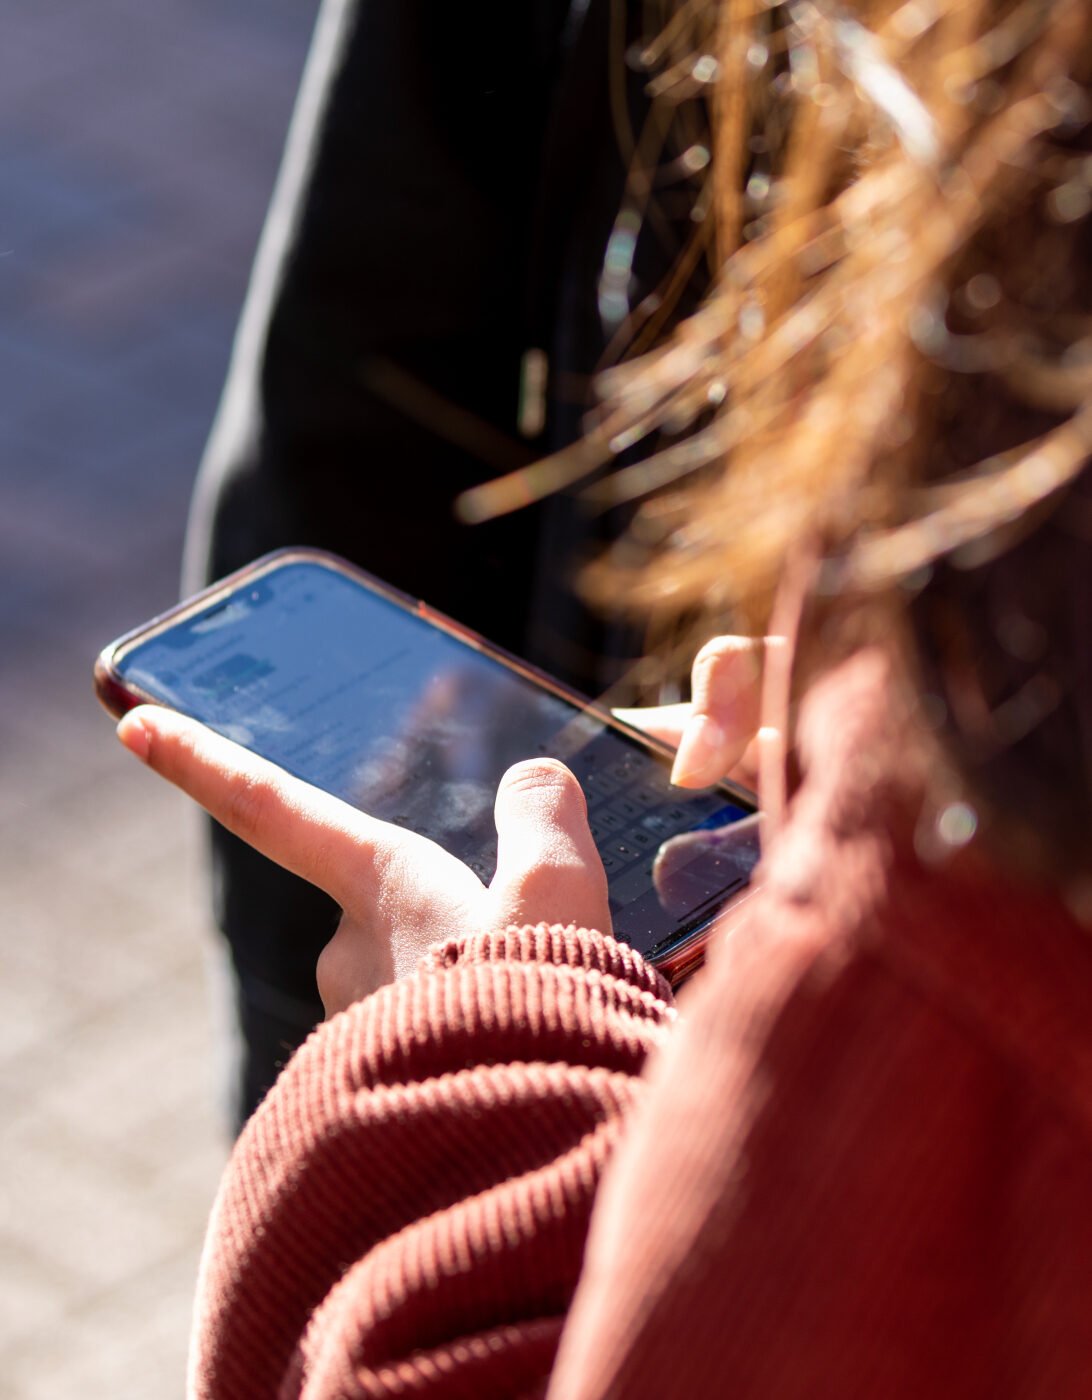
[0,0,318,1387]
[0,963,71,1073]
[5,1245,202,1400]
[3,1112,199,1300]
[0,1235,79,1351]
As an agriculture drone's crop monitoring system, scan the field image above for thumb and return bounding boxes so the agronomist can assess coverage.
[488,759,611,934]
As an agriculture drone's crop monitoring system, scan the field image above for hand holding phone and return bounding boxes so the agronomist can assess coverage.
[118,705,610,1013]
[97,550,761,983]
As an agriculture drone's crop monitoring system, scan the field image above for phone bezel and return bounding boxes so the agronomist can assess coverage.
[95,547,759,982]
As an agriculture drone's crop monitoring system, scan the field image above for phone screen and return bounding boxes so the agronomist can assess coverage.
[115,558,759,961]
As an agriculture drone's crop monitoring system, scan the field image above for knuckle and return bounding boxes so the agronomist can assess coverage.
[501,859,566,907]
[693,634,752,678]
[497,849,608,925]
[692,635,758,707]
[315,928,348,1015]
[315,936,337,1007]
[695,633,739,661]
[315,929,345,1008]
[223,770,280,842]
[364,835,402,892]
[154,718,200,779]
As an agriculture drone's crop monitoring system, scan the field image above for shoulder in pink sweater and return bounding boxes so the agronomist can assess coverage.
[191,655,1092,1398]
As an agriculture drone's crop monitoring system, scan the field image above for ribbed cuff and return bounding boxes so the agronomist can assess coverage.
[418,923,672,1001]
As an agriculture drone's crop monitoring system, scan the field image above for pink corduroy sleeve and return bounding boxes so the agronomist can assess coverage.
[188,924,674,1400]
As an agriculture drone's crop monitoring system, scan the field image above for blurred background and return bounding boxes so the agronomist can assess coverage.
[0,2,316,1393]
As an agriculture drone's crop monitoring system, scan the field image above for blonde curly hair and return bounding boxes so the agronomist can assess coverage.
[463,0,1092,629]
[461,0,1092,882]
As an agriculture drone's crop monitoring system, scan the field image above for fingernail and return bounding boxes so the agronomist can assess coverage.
[671,712,726,787]
[117,712,150,762]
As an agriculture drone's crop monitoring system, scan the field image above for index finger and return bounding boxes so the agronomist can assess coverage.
[117,706,386,907]
[670,636,764,787]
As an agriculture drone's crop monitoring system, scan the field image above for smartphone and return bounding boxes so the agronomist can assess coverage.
[95,549,759,981]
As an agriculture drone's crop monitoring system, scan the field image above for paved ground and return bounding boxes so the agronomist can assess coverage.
[0,3,315,1394]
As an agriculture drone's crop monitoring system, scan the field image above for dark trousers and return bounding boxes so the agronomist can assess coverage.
[185,0,646,1127]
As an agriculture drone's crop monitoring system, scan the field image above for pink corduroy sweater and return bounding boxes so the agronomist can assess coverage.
[189,653,1092,1399]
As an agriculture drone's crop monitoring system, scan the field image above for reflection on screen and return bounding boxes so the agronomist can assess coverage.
[120,561,758,958]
